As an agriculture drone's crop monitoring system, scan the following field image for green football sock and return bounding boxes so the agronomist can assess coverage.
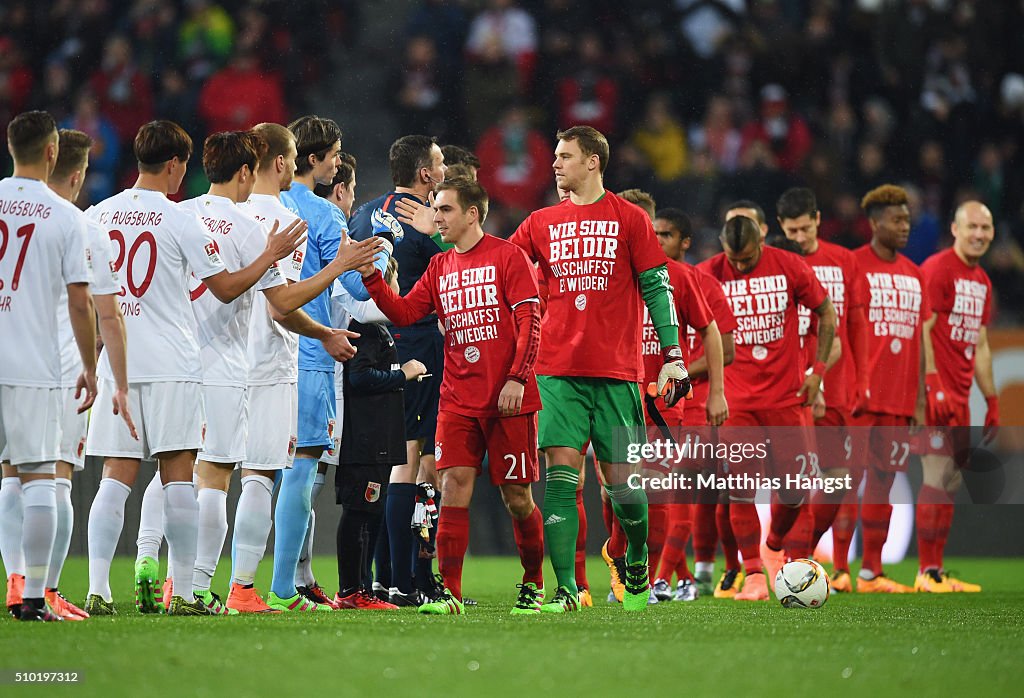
[605,482,649,565]
[543,465,580,595]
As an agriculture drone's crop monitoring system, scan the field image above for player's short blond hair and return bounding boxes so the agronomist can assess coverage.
[617,188,656,220]
[436,176,489,225]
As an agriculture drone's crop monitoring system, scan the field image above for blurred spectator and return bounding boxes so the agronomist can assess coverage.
[915,140,950,220]
[440,144,480,179]
[465,0,538,93]
[179,0,235,82]
[630,93,688,183]
[902,183,941,265]
[463,35,519,141]
[557,32,619,136]
[198,49,286,134]
[740,84,812,174]
[818,190,871,248]
[987,239,1024,325]
[973,142,1005,219]
[61,90,120,205]
[31,60,74,126]
[674,149,720,232]
[476,105,551,218]
[89,35,154,143]
[852,141,892,195]
[674,0,744,60]
[391,35,448,138]
[719,139,796,216]
[406,0,469,70]
[0,36,34,134]
[690,94,742,173]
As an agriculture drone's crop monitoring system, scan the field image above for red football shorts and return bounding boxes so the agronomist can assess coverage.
[723,406,818,479]
[815,407,853,469]
[436,411,539,486]
[921,400,971,458]
[848,411,913,472]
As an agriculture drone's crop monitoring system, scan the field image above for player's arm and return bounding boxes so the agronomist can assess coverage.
[360,264,436,326]
[921,314,953,424]
[336,209,397,301]
[271,305,357,362]
[67,283,98,412]
[498,298,542,417]
[263,236,383,315]
[639,264,690,407]
[93,293,137,438]
[827,335,842,369]
[204,218,307,303]
[694,321,728,426]
[798,296,836,406]
[975,326,999,438]
[346,335,424,394]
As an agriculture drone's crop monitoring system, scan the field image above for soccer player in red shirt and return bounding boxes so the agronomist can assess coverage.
[510,126,688,612]
[701,215,836,601]
[360,177,546,615]
[851,184,932,593]
[915,201,997,593]
[649,208,730,602]
[777,187,868,592]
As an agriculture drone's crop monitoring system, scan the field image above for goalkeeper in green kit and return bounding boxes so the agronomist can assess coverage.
[509,126,689,612]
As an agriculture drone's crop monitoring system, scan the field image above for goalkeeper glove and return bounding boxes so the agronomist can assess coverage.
[656,345,692,408]
[370,207,405,256]
[925,372,954,424]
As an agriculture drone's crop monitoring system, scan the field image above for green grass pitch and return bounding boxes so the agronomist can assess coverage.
[2,556,1022,697]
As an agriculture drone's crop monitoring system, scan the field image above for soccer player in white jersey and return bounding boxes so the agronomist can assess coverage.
[176,130,381,614]
[0,112,99,621]
[83,120,305,616]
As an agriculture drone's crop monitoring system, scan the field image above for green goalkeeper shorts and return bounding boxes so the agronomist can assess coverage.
[536,375,644,464]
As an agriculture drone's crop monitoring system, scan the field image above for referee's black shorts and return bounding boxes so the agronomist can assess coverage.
[393,322,443,442]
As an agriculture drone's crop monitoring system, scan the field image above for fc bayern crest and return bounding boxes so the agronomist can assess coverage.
[574,293,587,310]
[365,481,381,503]
[434,443,442,461]
[965,345,974,360]
[752,345,768,361]
[465,345,480,363]
[890,338,903,354]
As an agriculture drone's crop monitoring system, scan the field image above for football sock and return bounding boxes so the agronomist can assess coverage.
[716,501,741,570]
[414,488,439,593]
[810,495,843,553]
[21,479,57,600]
[337,507,376,596]
[608,507,627,558]
[296,472,326,587]
[693,499,717,565]
[271,457,316,598]
[647,503,668,583]
[657,503,690,582]
[784,503,814,559]
[164,481,199,601]
[766,499,802,551]
[232,475,273,586]
[193,488,228,591]
[372,515,391,589]
[601,496,614,537]
[512,504,544,587]
[136,470,165,562]
[385,483,418,594]
[436,505,469,600]
[604,482,649,565]
[729,500,762,575]
[673,504,694,581]
[916,485,953,572]
[88,478,131,600]
[860,467,894,576]
[0,476,25,576]
[935,498,955,570]
[831,486,860,573]
[544,465,579,594]
[45,477,73,590]
[574,489,589,589]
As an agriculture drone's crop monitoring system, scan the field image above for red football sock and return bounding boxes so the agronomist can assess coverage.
[784,504,814,559]
[608,503,627,559]
[830,469,862,572]
[729,501,762,575]
[810,490,844,552]
[860,467,894,576]
[437,506,470,600]
[512,505,545,587]
[672,504,694,582]
[935,499,955,570]
[658,503,690,581]
[574,489,589,589]
[766,500,802,552]
[647,504,669,584]
[916,485,953,571]
[717,501,740,570]
[692,501,717,563]
[601,496,614,536]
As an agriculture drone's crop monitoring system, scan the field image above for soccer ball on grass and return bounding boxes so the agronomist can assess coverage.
[774,558,830,609]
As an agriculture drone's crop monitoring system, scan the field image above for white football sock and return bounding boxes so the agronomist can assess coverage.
[0,477,24,577]
[87,478,131,601]
[163,482,199,601]
[295,472,325,587]
[21,478,57,599]
[193,488,228,591]
[136,471,165,562]
[695,561,714,577]
[46,477,73,589]
[233,475,273,586]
